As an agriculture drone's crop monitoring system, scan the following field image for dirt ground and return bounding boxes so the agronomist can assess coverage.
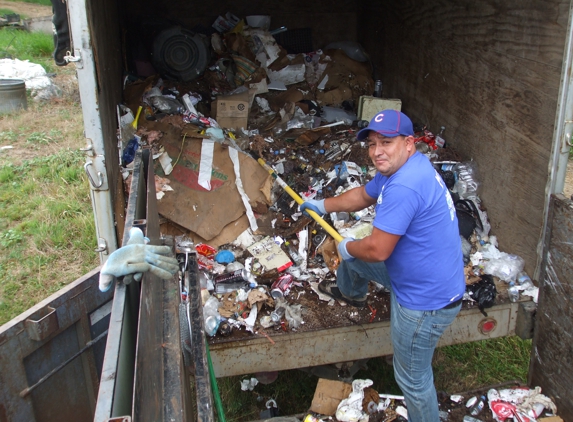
[0,1,52,18]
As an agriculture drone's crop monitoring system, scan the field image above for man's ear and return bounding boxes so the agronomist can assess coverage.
[405,135,416,151]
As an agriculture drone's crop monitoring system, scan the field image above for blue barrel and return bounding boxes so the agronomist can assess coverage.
[0,79,27,114]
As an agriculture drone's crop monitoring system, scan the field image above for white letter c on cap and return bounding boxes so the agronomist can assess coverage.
[374,113,384,122]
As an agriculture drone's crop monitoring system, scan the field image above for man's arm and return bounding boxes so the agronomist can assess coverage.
[324,186,376,213]
[345,227,400,262]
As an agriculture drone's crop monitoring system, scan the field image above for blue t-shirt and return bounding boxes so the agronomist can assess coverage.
[364,152,465,310]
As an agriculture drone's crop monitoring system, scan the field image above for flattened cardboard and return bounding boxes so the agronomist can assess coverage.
[310,378,352,416]
[216,90,249,129]
[152,122,270,240]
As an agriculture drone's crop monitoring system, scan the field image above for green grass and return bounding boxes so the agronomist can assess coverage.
[6,0,51,6]
[0,149,98,325]
[0,27,54,71]
[216,336,531,421]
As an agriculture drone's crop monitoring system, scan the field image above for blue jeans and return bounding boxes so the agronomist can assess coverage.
[336,259,461,422]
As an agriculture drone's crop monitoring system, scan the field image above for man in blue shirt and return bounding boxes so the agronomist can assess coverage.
[301,109,465,422]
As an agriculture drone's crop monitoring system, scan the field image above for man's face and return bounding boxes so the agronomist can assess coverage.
[367,132,415,176]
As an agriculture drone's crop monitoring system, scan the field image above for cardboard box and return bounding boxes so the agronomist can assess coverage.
[309,378,352,416]
[357,96,402,122]
[215,90,249,129]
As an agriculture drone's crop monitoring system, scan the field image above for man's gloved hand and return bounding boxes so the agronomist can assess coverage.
[337,237,356,262]
[300,198,326,217]
[98,227,179,292]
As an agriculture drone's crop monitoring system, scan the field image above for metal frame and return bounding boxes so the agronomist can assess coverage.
[537,0,573,279]
[0,268,113,421]
[94,150,193,422]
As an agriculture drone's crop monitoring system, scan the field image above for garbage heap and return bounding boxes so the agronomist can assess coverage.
[299,378,560,422]
[118,12,539,340]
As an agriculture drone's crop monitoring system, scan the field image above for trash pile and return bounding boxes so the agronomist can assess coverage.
[117,11,539,339]
[253,378,561,421]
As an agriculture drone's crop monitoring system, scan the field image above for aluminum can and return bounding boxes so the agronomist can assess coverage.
[271,274,294,299]
[270,306,285,323]
[214,269,248,284]
[214,269,248,293]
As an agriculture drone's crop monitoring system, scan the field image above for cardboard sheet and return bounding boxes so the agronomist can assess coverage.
[152,122,270,240]
[310,378,352,416]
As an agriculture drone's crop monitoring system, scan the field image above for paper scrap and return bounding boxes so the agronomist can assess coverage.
[158,151,173,175]
[198,140,215,191]
[229,148,258,232]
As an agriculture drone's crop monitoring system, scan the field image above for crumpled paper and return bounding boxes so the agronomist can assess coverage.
[335,379,373,422]
[240,377,259,391]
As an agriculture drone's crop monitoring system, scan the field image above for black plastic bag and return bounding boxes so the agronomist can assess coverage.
[456,199,483,240]
[466,274,497,316]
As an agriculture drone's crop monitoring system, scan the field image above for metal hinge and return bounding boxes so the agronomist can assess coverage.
[64,49,83,69]
[95,237,108,255]
[80,139,96,157]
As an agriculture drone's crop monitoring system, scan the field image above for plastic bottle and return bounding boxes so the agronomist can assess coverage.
[374,80,382,97]
[122,136,140,164]
[517,270,534,290]
[470,395,486,416]
[285,242,303,266]
[508,281,520,302]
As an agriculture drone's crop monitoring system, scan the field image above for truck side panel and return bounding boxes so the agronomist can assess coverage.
[529,194,573,420]
[0,269,112,422]
[210,304,519,377]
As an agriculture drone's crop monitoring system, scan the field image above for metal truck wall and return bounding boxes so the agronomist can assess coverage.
[0,269,112,422]
[529,194,573,420]
[79,0,125,242]
[363,0,568,275]
[119,0,358,65]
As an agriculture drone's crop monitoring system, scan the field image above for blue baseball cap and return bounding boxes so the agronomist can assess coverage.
[356,109,414,140]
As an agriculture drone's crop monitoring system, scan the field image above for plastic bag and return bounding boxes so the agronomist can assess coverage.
[483,254,525,282]
[466,274,497,316]
[272,115,315,137]
[284,302,303,329]
[453,161,480,200]
[151,95,184,114]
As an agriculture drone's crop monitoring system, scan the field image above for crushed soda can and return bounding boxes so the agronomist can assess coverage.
[270,306,286,323]
[214,269,249,294]
[271,274,294,299]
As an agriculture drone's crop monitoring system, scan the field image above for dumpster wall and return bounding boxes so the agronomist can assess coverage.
[361,0,568,274]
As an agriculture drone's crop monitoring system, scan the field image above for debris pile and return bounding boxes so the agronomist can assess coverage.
[273,379,562,421]
[117,12,538,340]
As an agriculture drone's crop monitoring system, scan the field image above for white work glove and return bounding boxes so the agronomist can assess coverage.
[98,227,179,292]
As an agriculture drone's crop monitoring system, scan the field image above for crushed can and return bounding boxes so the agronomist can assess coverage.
[271,274,294,299]
[271,306,286,323]
[214,269,248,294]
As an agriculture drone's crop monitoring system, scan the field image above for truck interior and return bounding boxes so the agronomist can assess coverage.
[1,0,572,421]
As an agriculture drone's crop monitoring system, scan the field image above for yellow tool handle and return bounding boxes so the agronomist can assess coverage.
[132,106,142,130]
[257,158,344,243]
